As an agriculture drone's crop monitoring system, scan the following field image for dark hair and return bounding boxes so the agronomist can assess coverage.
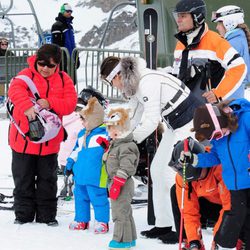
[217,100,238,132]
[100,56,120,79]
[36,44,62,65]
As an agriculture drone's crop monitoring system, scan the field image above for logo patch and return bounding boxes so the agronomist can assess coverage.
[143,96,148,102]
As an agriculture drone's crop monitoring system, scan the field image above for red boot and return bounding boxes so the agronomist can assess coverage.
[69,221,89,230]
[236,239,246,250]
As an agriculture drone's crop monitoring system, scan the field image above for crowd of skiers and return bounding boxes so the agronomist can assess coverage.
[6,0,250,250]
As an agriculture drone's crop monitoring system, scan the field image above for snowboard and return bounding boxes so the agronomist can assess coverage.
[143,8,158,225]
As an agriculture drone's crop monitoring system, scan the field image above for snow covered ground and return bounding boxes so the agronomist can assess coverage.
[0,89,249,250]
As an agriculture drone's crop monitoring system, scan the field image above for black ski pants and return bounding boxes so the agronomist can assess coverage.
[170,184,221,241]
[12,150,58,223]
[214,188,250,249]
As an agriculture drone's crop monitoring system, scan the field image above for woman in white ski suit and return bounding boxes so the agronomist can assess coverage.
[100,56,203,237]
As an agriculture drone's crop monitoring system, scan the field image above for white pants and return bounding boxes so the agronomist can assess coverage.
[150,120,193,227]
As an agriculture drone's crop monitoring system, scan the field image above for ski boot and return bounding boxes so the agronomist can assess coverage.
[158,230,178,244]
[108,240,136,249]
[182,240,205,250]
[140,226,172,238]
[69,221,89,230]
[94,222,109,234]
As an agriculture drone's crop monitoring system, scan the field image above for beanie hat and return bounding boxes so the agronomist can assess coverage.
[105,108,130,134]
[60,3,73,14]
[191,103,228,141]
[79,97,104,131]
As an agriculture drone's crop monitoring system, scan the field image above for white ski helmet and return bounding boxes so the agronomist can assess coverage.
[211,5,244,32]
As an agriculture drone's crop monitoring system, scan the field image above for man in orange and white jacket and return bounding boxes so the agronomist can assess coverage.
[171,0,247,104]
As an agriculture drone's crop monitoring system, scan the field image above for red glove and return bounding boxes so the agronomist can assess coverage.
[96,136,109,152]
[109,176,126,200]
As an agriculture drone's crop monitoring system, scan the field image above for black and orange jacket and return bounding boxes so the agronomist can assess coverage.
[175,165,231,244]
[173,23,246,100]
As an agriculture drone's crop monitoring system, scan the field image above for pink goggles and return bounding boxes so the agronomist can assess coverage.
[205,104,224,141]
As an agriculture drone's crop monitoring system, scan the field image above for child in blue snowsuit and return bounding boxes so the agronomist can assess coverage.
[180,98,250,250]
[65,97,109,233]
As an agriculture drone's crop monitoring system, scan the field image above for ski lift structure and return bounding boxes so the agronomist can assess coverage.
[0,0,45,47]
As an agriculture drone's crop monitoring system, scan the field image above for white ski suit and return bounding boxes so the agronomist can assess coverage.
[120,57,202,227]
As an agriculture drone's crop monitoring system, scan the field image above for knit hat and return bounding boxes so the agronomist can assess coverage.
[191,103,228,141]
[105,108,130,134]
[60,3,73,14]
[79,97,104,131]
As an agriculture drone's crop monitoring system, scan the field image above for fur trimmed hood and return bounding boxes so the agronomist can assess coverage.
[120,57,146,98]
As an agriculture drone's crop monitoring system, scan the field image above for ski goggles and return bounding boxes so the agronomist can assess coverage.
[205,103,224,141]
[211,8,243,22]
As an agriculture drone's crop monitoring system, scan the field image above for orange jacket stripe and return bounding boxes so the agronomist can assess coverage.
[174,25,246,100]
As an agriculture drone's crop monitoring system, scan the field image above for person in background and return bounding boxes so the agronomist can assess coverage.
[171,0,247,104]
[212,5,250,98]
[179,98,250,249]
[51,3,79,76]
[169,138,231,250]
[0,38,14,104]
[0,38,11,56]
[65,97,109,234]
[8,43,77,226]
[104,107,139,249]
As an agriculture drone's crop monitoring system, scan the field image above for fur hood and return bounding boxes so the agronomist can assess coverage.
[120,57,146,98]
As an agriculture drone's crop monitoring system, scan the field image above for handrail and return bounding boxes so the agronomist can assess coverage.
[98,1,136,48]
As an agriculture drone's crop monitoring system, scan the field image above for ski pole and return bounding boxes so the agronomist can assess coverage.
[179,138,189,250]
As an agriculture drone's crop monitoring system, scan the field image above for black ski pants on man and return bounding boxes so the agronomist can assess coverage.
[12,150,58,223]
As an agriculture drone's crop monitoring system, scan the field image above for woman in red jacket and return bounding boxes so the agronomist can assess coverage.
[8,44,77,226]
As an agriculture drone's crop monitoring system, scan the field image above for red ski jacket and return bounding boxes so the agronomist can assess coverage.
[8,55,77,155]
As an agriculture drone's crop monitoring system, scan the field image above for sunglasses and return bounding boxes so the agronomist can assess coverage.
[37,61,57,69]
[1,43,8,46]
[65,10,72,13]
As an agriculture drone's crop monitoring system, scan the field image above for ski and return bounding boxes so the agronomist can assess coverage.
[131,199,147,205]
[0,205,14,210]
[143,7,158,225]
[0,192,14,211]
[143,8,158,70]
[0,192,13,202]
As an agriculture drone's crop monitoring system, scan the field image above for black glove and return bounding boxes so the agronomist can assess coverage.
[189,240,202,249]
[65,169,73,177]
[179,151,198,167]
